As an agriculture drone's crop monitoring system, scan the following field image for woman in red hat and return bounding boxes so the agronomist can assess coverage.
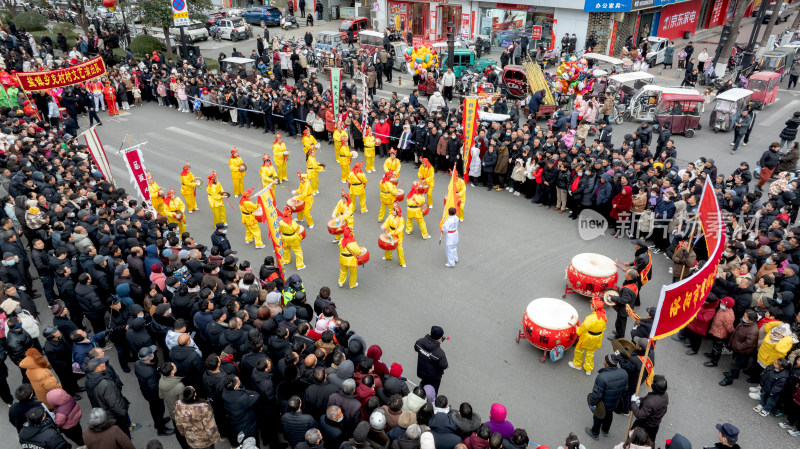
[228,148,245,197]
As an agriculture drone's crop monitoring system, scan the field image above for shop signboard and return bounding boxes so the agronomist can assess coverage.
[584,0,676,12]
[531,25,542,40]
[656,0,702,40]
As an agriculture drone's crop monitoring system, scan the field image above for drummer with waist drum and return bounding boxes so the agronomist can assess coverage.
[615,239,652,307]
[609,269,640,340]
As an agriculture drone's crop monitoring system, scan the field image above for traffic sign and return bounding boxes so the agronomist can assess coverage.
[172,0,190,27]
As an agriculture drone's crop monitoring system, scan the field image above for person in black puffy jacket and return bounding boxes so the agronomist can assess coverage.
[18,406,71,449]
[414,326,448,393]
[585,354,628,439]
[222,375,260,442]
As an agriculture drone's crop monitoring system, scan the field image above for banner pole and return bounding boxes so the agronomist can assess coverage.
[625,339,652,437]
[678,216,700,280]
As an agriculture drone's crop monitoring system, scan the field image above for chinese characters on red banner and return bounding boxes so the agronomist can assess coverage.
[16,57,107,92]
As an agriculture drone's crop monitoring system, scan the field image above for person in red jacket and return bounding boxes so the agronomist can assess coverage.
[610,186,633,238]
[684,293,720,355]
[374,116,391,158]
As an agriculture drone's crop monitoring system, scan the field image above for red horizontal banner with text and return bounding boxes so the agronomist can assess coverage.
[16,56,107,92]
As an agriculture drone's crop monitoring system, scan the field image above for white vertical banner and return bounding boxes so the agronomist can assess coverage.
[362,72,369,130]
[81,127,115,184]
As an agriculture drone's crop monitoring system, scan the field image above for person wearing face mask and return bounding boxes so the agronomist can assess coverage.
[719,309,759,386]
[375,116,391,158]
[704,296,735,367]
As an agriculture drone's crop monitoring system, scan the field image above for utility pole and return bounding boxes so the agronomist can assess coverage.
[447,21,454,70]
[714,0,755,73]
[759,0,785,48]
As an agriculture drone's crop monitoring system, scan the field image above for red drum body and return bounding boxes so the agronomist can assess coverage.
[299,225,307,240]
[566,253,618,297]
[378,233,398,250]
[521,298,579,351]
[395,189,405,203]
[421,204,430,216]
[355,247,370,265]
[287,198,305,213]
[327,218,345,235]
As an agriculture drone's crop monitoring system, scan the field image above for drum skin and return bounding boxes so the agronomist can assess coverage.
[287,198,305,213]
[327,219,345,235]
[566,253,618,297]
[378,233,398,250]
[395,189,405,203]
[521,298,579,351]
[355,247,370,265]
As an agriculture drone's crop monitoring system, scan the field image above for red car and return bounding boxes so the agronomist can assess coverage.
[339,17,370,43]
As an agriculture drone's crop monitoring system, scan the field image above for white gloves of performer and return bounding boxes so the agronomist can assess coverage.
[631,395,641,405]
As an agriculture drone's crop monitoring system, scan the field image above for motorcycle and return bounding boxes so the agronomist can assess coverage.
[210,27,222,42]
[543,49,559,68]
[281,16,299,30]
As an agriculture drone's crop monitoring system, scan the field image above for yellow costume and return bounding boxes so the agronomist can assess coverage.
[383,152,401,177]
[147,175,167,217]
[302,129,318,156]
[292,173,315,227]
[381,206,405,267]
[206,173,227,227]
[339,140,352,183]
[418,158,435,206]
[180,163,199,213]
[570,298,607,374]
[228,149,245,196]
[273,135,289,182]
[454,175,466,221]
[239,189,264,247]
[306,150,324,195]
[405,186,430,238]
[164,190,187,234]
[347,163,368,213]
[333,127,348,165]
[331,192,355,242]
[338,226,363,288]
[279,206,305,269]
[260,156,278,195]
[378,172,399,222]
[363,131,376,172]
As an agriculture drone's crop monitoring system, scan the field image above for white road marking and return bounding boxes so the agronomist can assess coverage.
[759,99,800,127]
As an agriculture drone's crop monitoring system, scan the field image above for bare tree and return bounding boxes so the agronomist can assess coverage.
[759,0,785,48]
[1,0,19,18]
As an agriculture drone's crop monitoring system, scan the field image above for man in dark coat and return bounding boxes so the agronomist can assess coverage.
[18,406,71,449]
[84,357,139,437]
[252,359,283,449]
[720,310,760,386]
[414,326,448,393]
[210,223,232,254]
[169,333,204,393]
[282,395,318,448]
[630,374,669,443]
[222,375,261,443]
[326,379,361,432]
[134,346,174,436]
[584,354,628,440]
[304,367,340,419]
[42,327,80,397]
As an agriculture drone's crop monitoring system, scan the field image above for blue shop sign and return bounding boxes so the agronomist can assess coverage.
[584,0,679,12]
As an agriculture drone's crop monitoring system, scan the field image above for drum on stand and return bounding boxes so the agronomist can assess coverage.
[355,247,370,265]
[378,233,398,250]
[327,218,345,235]
[287,198,305,213]
[517,298,579,354]
[564,253,618,298]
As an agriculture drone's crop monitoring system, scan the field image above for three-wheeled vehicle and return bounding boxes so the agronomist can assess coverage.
[220,57,257,81]
[606,71,655,120]
[582,53,625,74]
[500,65,528,98]
[654,90,704,138]
[749,71,781,109]
[316,31,345,53]
[439,48,496,77]
[757,47,797,80]
[710,88,753,132]
[388,40,408,72]
[357,30,385,55]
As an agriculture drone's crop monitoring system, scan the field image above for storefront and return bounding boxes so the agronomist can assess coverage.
[477,4,556,49]
[704,0,737,28]
[386,0,467,39]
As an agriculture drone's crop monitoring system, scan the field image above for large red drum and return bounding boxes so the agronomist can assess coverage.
[298,225,307,240]
[378,233,398,250]
[395,189,405,203]
[521,298,579,351]
[417,181,428,194]
[566,253,618,297]
[421,204,430,216]
[327,218,345,235]
[355,247,370,265]
[287,198,305,213]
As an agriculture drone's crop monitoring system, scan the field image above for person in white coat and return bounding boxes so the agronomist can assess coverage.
[441,68,456,101]
[468,145,482,185]
[428,91,446,112]
[442,207,459,267]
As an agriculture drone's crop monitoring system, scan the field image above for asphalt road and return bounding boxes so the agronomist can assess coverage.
[5,21,800,449]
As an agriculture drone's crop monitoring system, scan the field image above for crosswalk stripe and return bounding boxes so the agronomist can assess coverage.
[760,99,800,127]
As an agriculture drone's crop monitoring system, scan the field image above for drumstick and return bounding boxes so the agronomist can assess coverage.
[625,304,641,321]
[224,197,236,210]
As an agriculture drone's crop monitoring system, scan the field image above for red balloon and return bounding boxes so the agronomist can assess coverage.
[102,0,117,8]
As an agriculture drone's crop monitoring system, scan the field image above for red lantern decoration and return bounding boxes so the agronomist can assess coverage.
[102,0,117,9]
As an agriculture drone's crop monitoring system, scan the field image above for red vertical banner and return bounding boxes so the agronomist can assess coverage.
[122,147,153,208]
[608,21,618,57]
[650,177,725,340]
[471,11,476,38]
[461,97,478,182]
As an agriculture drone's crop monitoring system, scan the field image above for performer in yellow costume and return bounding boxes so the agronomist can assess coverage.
[417,158,435,206]
[338,226,363,288]
[377,171,399,222]
[146,171,167,217]
[453,171,466,221]
[569,297,607,375]
[291,172,315,228]
[332,122,348,165]
[164,189,187,234]
[363,126,376,173]
[381,205,406,267]
[273,134,289,183]
[260,155,278,193]
[306,146,324,195]
[331,190,355,243]
[405,183,430,239]
[206,171,227,228]
[279,205,305,270]
[338,135,353,183]
[239,188,265,248]
[383,148,401,177]
[302,127,318,156]
[228,148,246,197]
[347,162,368,214]
[179,162,199,213]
